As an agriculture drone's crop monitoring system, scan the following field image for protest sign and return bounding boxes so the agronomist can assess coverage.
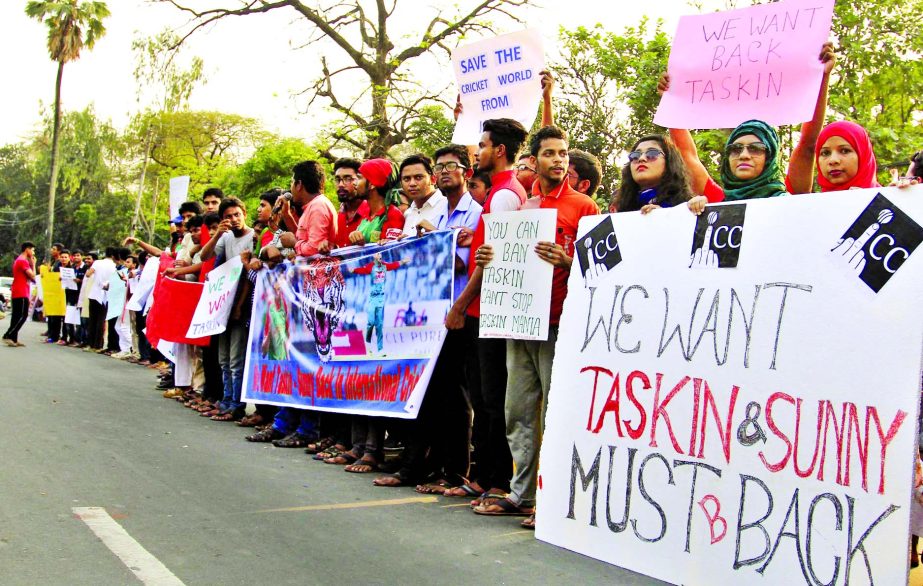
[145,254,209,348]
[242,231,456,418]
[479,209,555,340]
[536,186,923,585]
[40,269,65,317]
[105,272,127,321]
[168,175,191,219]
[187,256,243,338]
[654,0,834,129]
[79,275,93,317]
[65,305,81,326]
[60,267,77,290]
[126,258,160,312]
[451,29,544,145]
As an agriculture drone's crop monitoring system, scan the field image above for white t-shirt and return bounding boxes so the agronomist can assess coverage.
[489,188,522,212]
[214,229,255,266]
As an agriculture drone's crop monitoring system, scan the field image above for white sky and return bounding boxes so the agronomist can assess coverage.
[0,0,722,147]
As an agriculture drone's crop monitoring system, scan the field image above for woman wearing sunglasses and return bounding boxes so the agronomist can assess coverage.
[613,134,693,213]
[659,42,837,212]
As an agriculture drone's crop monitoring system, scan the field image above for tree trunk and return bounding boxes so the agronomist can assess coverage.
[46,61,65,257]
[130,128,154,238]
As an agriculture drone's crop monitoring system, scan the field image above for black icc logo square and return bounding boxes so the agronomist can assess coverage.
[576,217,622,286]
[831,193,923,293]
[689,204,747,268]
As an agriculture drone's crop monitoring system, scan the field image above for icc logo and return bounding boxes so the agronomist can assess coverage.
[576,217,622,287]
[689,204,747,268]
[831,193,922,293]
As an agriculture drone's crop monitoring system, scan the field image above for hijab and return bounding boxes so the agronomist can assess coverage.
[720,120,787,200]
[815,121,880,192]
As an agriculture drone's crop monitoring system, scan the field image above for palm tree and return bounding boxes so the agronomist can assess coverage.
[26,0,110,257]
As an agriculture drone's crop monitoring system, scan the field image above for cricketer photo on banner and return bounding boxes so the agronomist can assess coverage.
[242,230,457,418]
[535,187,923,585]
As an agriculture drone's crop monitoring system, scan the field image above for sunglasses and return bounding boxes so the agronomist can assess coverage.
[627,148,664,163]
[726,142,769,157]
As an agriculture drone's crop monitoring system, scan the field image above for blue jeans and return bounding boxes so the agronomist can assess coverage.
[218,322,247,412]
[272,408,318,437]
[365,305,385,351]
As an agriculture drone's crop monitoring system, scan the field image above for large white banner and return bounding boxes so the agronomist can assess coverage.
[169,175,191,219]
[451,29,544,145]
[186,256,243,338]
[479,209,555,341]
[536,187,923,585]
[126,257,160,312]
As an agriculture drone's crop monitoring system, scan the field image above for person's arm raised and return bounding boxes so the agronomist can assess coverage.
[658,73,711,194]
[123,236,162,258]
[786,42,836,195]
[199,219,230,261]
[540,69,554,127]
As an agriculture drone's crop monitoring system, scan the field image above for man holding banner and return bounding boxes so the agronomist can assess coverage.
[472,126,598,529]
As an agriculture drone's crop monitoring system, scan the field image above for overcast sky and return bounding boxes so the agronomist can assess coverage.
[0,0,722,147]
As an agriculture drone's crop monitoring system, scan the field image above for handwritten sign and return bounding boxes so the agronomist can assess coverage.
[479,209,555,340]
[186,256,243,338]
[451,29,545,145]
[126,258,160,312]
[169,175,191,219]
[536,187,923,585]
[60,267,77,290]
[654,0,834,129]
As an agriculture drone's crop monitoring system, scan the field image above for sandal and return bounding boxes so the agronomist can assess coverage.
[372,472,416,487]
[344,454,380,473]
[324,449,359,465]
[237,413,265,427]
[443,483,483,498]
[471,490,510,509]
[521,514,536,529]
[246,427,285,443]
[415,479,452,494]
[211,410,242,422]
[472,497,533,517]
[272,432,312,448]
[304,436,336,454]
[313,444,347,460]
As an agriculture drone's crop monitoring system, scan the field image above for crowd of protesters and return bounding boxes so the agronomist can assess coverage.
[4,45,923,543]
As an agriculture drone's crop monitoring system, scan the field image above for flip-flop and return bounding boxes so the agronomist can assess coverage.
[472,497,533,517]
[443,483,482,498]
[345,456,380,473]
[416,480,452,494]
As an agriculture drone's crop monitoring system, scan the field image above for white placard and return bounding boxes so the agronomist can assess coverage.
[451,29,544,145]
[157,339,176,364]
[126,258,160,312]
[186,256,243,338]
[65,305,81,326]
[60,267,77,290]
[479,208,555,340]
[536,187,923,585]
[169,175,191,219]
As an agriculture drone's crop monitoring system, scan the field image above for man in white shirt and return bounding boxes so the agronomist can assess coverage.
[84,247,118,349]
[399,154,447,237]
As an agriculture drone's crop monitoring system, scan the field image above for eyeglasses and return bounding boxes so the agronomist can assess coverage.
[334,176,358,184]
[433,162,467,173]
[726,142,769,157]
[515,164,536,172]
[627,148,664,163]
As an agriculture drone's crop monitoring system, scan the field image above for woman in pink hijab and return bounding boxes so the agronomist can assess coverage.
[815,120,881,192]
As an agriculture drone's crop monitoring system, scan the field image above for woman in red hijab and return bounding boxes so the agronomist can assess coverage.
[815,121,881,192]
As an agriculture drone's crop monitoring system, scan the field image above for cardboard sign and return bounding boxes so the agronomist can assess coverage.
[451,29,545,145]
[654,0,834,129]
[536,187,923,585]
[169,175,191,219]
[40,270,66,317]
[479,209,556,340]
[186,256,243,338]
[105,272,127,321]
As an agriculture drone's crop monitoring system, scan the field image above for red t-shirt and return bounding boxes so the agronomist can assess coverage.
[522,180,599,325]
[466,170,528,318]
[336,206,365,248]
[11,255,32,298]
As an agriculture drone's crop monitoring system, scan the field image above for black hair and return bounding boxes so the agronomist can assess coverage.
[202,211,221,227]
[433,144,471,169]
[52,242,65,252]
[185,215,205,229]
[104,246,117,258]
[568,149,603,196]
[72,249,84,255]
[218,197,246,218]
[21,241,35,252]
[60,249,71,255]
[616,134,692,212]
[260,187,283,208]
[482,118,528,162]
[399,154,434,176]
[292,160,325,194]
[138,250,148,266]
[911,151,923,180]
[202,187,224,200]
[179,201,203,216]
[470,170,492,188]
[118,247,131,261]
[333,158,362,173]
[529,125,568,158]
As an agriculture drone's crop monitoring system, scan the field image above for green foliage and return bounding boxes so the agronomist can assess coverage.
[25,0,110,63]
[407,105,456,156]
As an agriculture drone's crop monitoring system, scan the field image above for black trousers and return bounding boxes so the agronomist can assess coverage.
[3,298,29,344]
[88,300,106,349]
[47,316,63,341]
[106,317,119,352]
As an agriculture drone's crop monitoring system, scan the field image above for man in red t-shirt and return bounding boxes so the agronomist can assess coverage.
[472,126,598,529]
[3,241,37,347]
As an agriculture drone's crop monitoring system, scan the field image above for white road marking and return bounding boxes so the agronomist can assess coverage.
[72,507,185,586]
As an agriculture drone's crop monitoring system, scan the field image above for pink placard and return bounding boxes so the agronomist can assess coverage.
[654,0,834,130]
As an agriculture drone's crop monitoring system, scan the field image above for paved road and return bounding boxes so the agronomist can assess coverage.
[0,320,665,586]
